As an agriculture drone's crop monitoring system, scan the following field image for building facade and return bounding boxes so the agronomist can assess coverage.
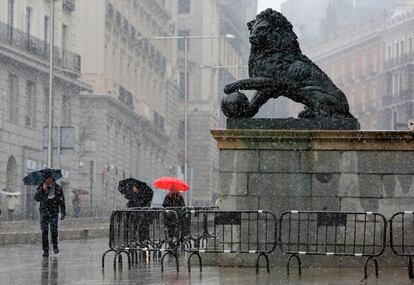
[303,3,414,130]
[176,0,257,205]
[0,0,90,219]
[74,0,183,211]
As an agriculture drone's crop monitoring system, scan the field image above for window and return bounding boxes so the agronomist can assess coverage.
[392,111,398,130]
[178,0,191,14]
[44,16,50,43]
[361,87,366,113]
[179,72,188,99]
[396,42,400,59]
[340,63,345,84]
[25,7,32,35]
[350,57,356,80]
[8,74,19,122]
[371,50,377,74]
[25,81,36,127]
[371,84,376,109]
[7,0,14,27]
[61,24,67,55]
[349,89,355,113]
[44,87,50,124]
[178,120,185,139]
[62,95,71,126]
[177,30,190,51]
[361,53,366,77]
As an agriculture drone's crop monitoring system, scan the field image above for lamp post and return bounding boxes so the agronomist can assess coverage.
[142,34,235,194]
[47,0,56,168]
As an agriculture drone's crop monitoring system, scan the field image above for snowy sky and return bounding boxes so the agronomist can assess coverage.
[257,0,285,12]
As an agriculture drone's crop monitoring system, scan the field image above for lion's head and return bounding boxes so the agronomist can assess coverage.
[248,9,301,53]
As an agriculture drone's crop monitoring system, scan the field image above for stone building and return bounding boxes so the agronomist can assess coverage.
[78,94,178,214]
[176,0,257,205]
[302,2,414,130]
[0,0,90,219]
[74,0,182,212]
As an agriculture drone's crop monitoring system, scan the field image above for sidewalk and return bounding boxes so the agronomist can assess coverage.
[0,217,109,245]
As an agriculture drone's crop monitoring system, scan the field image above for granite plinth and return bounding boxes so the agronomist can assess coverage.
[212,129,414,267]
[226,118,360,130]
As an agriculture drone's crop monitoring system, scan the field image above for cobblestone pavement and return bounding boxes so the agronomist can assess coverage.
[0,238,412,285]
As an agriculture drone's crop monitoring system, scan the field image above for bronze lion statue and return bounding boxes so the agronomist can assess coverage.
[223,9,356,120]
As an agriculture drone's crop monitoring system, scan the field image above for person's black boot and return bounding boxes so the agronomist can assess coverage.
[53,246,59,255]
[42,251,49,258]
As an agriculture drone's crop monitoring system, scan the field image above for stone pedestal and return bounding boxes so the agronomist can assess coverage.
[211,129,414,267]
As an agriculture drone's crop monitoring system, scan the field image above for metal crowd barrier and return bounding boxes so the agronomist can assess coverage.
[279,211,387,278]
[101,209,180,272]
[390,211,414,279]
[182,210,277,274]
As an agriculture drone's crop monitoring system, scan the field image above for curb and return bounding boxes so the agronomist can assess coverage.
[0,225,109,245]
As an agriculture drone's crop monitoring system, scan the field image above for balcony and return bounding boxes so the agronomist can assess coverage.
[63,0,76,12]
[384,54,414,70]
[0,21,81,74]
[400,89,413,101]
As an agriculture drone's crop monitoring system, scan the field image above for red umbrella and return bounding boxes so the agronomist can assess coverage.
[153,177,190,192]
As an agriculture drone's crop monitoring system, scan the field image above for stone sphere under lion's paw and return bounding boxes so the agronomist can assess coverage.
[221,92,249,118]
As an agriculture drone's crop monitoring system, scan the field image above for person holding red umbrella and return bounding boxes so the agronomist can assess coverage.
[153,177,190,207]
[154,177,190,240]
[162,186,185,207]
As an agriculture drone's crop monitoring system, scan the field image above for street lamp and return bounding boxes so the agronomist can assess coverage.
[142,34,235,197]
[47,0,56,167]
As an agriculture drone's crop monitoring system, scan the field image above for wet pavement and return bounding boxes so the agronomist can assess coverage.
[0,238,412,285]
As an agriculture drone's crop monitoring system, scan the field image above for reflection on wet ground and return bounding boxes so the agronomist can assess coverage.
[0,238,412,285]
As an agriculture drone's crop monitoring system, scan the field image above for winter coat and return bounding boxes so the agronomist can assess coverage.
[125,185,153,208]
[34,183,66,215]
[162,192,185,208]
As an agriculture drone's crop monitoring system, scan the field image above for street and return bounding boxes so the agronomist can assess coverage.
[0,238,412,285]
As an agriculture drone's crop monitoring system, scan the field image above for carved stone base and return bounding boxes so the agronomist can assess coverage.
[226,118,360,130]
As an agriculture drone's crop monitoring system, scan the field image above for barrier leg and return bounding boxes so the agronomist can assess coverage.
[113,252,121,271]
[161,251,180,273]
[364,256,379,279]
[408,257,413,279]
[287,254,301,276]
[102,249,115,269]
[188,252,203,273]
[256,253,270,275]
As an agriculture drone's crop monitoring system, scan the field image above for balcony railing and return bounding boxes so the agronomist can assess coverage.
[384,54,414,69]
[0,21,80,74]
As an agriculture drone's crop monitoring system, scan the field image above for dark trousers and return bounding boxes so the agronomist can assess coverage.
[40,211,59,252]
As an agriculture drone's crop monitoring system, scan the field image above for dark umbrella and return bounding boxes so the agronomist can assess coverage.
[23,168,63,186]
[118,178,148,195]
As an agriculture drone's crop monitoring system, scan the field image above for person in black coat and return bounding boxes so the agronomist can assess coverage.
[162,187,188,240]
[125,184,153,208]
[34,171,66,257]
[125,183,153,244]
[162,189,185,208]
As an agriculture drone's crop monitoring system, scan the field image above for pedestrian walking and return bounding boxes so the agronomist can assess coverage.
[34,170,66,257]
[118,179,154,244]
[72,193,81,218]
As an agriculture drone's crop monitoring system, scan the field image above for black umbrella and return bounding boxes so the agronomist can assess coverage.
[23,168,63,186]
[118,178,153,208]
[118,178,148,195]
